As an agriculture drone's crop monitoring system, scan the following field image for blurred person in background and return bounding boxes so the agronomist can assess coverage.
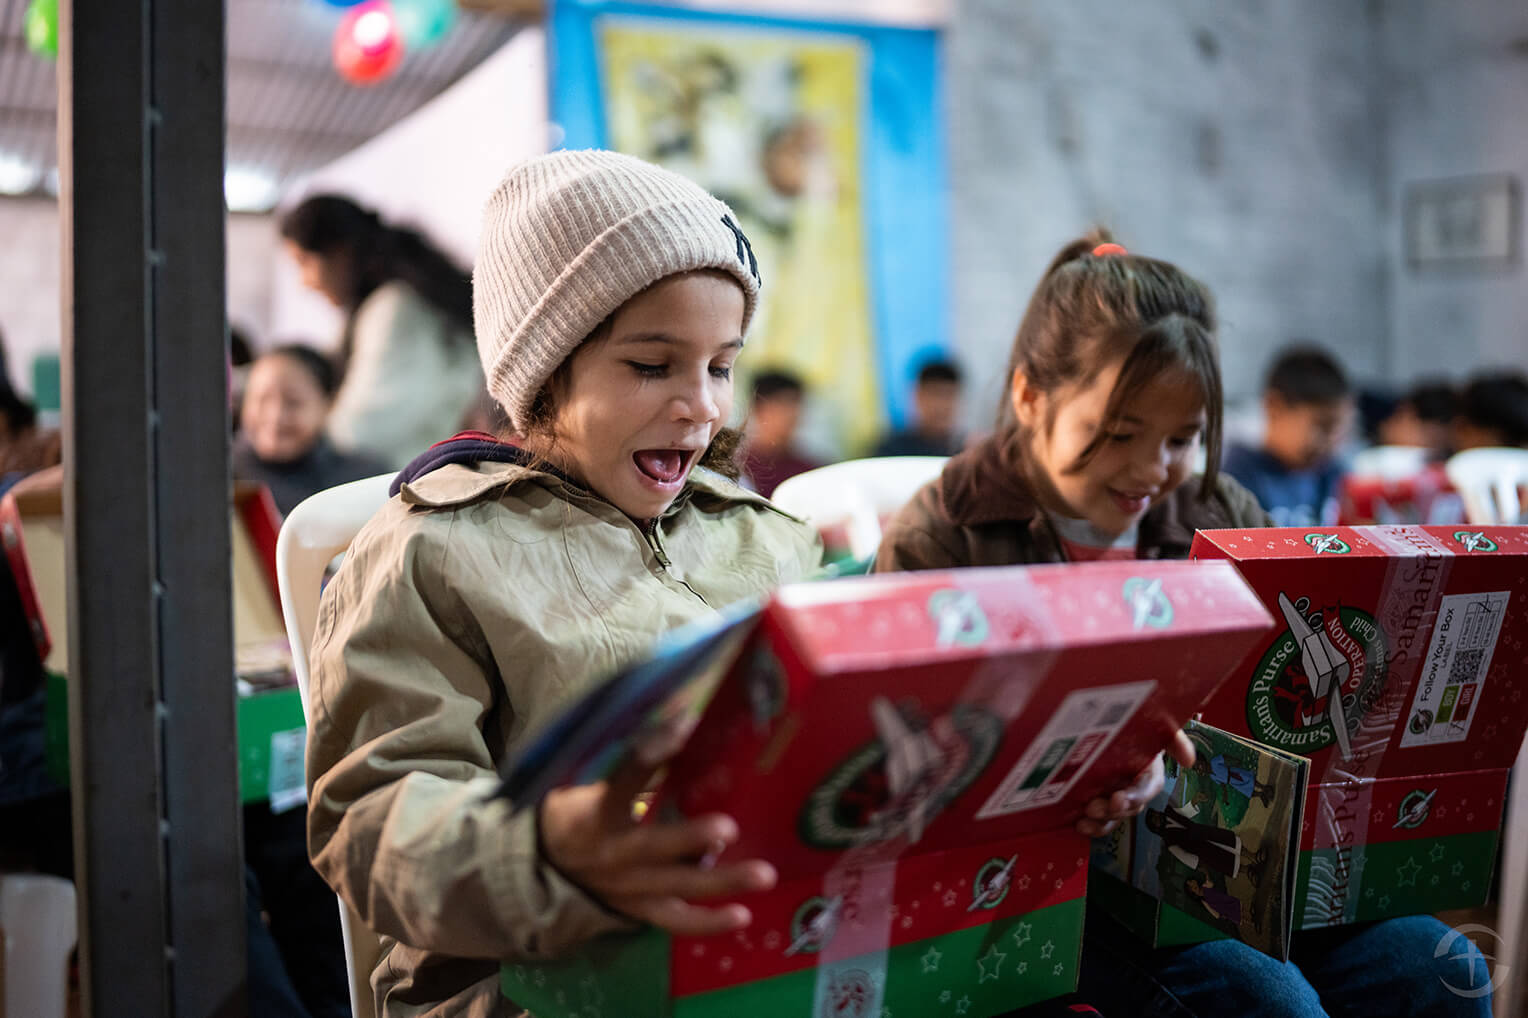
[1222,345,1354,527]
[1452,371,1528,450]
[872,357,965,457]
[281,195,483,469]
[741,368,820,498]
[1376,380,1457,458]
[0,328,61,494]
[233,344,388,516]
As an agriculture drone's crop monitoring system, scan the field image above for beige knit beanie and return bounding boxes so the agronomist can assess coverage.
[474,149,762,432]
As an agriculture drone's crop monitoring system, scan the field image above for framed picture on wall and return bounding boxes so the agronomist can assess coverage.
[1404,174,1519,270]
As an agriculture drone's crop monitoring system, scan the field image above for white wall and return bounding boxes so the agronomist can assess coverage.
[270,26,550,349]
[1382,0,1528,385]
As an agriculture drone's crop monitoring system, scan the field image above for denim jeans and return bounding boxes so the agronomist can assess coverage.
[1071,904,1494,1018]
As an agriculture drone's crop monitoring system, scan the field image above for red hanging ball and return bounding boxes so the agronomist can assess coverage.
[333,1,404,86]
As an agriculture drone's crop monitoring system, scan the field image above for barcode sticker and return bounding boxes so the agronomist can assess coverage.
[975,681,1154,818]
[268,727,308,814]
[1400,590,1509,748]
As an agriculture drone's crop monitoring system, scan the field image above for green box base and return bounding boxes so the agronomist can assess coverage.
[504,897,1084,1018]
[45,671,305,805]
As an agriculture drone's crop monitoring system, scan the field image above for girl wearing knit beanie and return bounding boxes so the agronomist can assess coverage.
[301,151,821,1016]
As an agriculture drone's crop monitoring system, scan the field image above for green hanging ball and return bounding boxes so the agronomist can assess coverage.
[393,0,456,49]
[24,0,59,59]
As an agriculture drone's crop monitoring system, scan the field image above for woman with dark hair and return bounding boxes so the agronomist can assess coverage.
[280,195,484,469]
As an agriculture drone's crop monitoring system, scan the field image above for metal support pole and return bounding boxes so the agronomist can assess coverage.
[58,0,246,1013]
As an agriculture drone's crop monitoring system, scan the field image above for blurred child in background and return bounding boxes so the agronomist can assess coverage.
[1222,346,1354,527]
[872,357,966,457]
[233,344,387,515]
[1453,371,1528,450]
[1375,380,1457,457]
[741,368,821,497]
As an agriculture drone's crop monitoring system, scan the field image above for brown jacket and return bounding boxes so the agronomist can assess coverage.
[306,460,821,1017]
[874,432,1270,573]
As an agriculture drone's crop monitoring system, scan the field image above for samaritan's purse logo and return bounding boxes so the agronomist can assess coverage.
[1305,532,1351,555]
[1453,531,1497,553]
[1122,577,1173,629]
[1395,788,1437,830]
[799,702,1002,849]
[1246,592,1389,753]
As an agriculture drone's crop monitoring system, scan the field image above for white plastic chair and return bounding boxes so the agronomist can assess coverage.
[1,873,77,1018]
[770,456,948,562]
[1445,447,1528,526]
[1444,447,1528,1018]
[275,472,393,1018]
[1348,444,1430,481]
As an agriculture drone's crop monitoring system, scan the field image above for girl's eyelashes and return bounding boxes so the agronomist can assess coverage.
[626,360,736,380]
[1106,432,1138,444]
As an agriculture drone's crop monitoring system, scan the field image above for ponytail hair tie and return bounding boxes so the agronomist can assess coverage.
[1092,242,1128,257]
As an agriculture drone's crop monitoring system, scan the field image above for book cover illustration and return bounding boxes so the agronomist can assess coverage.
[1130,720,1309,959]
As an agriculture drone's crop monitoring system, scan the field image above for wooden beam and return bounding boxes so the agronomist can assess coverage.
[457,0,545,19]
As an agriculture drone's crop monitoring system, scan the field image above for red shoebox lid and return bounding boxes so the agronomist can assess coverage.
[1190,525,1528,784]
[659,559,1275,884]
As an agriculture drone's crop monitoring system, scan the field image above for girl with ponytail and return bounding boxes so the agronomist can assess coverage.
[875,232,1487,1017]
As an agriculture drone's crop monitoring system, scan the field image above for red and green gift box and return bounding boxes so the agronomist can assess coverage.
[1191,524,1528,928]
[2,484,309,809]
[503,560,1275,1016]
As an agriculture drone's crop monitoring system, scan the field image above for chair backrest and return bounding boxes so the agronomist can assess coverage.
[1348,444,1430,482]
[771,456,948,561]
[1444,447,1528,525]
[1,873,77,1018]
[274,472,393,1018]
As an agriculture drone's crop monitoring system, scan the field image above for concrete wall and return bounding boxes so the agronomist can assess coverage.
[945,0,1390,429]
[1382,0,1528,384]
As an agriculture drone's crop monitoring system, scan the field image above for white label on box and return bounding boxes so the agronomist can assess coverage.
[1399,590,1509,748]
[976,681,1154,819]
[268,727,308,814]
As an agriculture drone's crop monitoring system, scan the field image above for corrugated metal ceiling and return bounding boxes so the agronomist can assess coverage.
[0,0,521,209]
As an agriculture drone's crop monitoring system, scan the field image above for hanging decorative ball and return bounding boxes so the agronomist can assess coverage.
[332,1,405,86]
[392,0,456,49]
[23,0,59,59]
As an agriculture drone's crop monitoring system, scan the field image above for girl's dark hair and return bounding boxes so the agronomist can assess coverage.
[279,195,473,368]
[999,228,1224,494]
[265,343,340,399]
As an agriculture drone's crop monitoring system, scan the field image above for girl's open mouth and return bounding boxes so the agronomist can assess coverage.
[633,449,694,486]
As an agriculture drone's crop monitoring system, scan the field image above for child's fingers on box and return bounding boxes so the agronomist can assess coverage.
[621,814,740,863]
[602,859,776,900]
[636,897,753,937]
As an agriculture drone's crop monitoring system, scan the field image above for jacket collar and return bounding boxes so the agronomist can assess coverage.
[937,432,1232,557]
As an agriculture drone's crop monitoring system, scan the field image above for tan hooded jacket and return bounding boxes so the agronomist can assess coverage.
[305,458,821,1016]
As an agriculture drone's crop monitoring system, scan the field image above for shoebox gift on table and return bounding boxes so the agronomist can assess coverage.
[1,483,309,810]
[1187,524,1528,930]
[498,560,1274,1017]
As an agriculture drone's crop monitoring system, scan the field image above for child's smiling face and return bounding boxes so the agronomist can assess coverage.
[536,270,745,522]
[1014,358,1208,537]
